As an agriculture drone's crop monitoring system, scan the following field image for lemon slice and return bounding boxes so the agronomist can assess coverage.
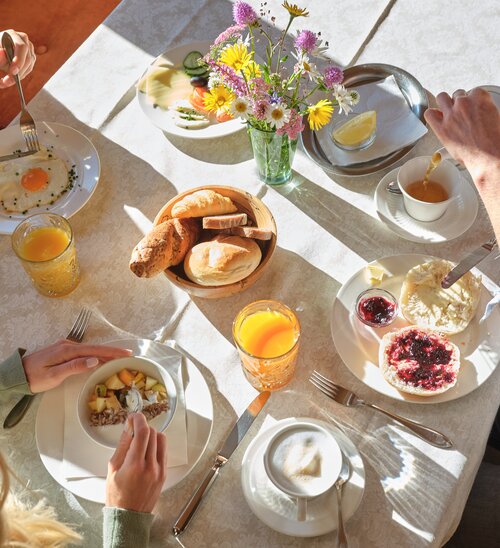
[332,111,377,147]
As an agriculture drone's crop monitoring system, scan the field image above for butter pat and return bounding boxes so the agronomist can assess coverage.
[366,263,387,286]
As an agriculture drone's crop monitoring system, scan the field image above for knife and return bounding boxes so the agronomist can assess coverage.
[441,238,497,289]
[0,150,37,163]
[172,391,271,536]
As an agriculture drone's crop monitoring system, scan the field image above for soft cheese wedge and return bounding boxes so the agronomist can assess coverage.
[142,66,192,109]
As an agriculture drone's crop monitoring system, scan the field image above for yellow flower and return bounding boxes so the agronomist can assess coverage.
[282,1,309,17]
[203,86,235,114]
[242,60,262,79]
[219,42,252,72]
[307,99,333,131]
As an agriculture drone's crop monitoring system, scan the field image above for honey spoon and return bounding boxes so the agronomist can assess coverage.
[422,151,442,186]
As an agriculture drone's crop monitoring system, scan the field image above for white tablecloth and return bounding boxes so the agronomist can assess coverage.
[1,1,499,546]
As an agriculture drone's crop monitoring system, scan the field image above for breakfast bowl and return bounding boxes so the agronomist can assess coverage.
[77,356,177,449]
[153,185,277,298]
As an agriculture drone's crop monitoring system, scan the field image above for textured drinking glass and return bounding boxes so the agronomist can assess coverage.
[247,125,298,185]
[233,300,300,391]
[12,213,80,297]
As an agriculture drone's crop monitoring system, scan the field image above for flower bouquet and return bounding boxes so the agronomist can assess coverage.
[203,1,359,184]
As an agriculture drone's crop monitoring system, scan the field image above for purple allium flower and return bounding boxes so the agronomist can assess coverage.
[214,24,246,45]
[253,99,271,120]
[294,30,317,53]
[233,1,258,25]
[323,65,344,88]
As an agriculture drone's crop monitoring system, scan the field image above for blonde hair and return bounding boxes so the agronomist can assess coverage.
[0,451,81,547]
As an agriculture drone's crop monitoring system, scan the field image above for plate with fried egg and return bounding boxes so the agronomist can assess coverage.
[0,122,100,234]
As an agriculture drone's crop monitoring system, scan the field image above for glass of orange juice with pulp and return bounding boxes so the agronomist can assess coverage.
[233,300,300,391]
[12,213,80,297]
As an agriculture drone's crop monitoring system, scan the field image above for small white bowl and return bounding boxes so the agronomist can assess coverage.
[397,156,461,222]
[77,356,177,449]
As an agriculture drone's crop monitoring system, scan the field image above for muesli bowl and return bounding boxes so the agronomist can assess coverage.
[77,356,177,449]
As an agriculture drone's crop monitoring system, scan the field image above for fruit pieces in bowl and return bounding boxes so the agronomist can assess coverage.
[88,368,169,427]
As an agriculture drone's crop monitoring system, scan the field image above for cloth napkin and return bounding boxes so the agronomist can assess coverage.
[62,351,187,480]
[316,75,428,166]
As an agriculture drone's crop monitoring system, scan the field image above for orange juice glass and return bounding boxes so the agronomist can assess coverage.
[233,300,300,391]
[12,213,80,297]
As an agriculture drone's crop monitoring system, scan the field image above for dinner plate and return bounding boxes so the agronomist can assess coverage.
[0,122,100,234]
[301,63,429,177]
[136,41,245,139]
[35,338,213,503]
[241,417,365,537]
[330,254,500,404]
[374,167,479,243]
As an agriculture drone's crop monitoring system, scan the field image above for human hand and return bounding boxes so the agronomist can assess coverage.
[22,340,133,393]
[424,88,500,175]
[0,30,36,88]
[106,413,167,513]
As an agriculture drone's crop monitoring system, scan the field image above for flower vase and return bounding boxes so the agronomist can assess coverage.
[247,125,298,185]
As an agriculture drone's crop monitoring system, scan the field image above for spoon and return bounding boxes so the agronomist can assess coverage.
[335,454,351,548]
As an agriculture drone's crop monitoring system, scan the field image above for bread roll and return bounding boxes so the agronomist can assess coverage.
[130,218,199,278]
[171,190,237,218]
[379,326,460,396]
[400,259,481,334]
[184,234,262,286]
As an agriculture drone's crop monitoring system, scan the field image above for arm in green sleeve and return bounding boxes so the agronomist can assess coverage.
[0,349,33,396]
[102,507,153,548]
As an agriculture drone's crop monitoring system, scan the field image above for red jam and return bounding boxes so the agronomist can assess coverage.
[357,296,396,326]
[387,329,455,391]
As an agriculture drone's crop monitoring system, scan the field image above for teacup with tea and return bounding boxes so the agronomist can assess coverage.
[397,156,461,222]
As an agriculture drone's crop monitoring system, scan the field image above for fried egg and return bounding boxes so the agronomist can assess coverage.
[0,148,69,212]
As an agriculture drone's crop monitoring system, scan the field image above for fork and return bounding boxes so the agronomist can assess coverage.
[310,370,453,449]
[3,308,92,429]
[1,32,40,152]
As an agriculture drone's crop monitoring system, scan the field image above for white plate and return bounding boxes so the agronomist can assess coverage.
[241,417,365,537]
[137,41,245,140]
[35,338,213,503]
[0,122,100,234]
[331,254,500,404]
[374,168,478,243]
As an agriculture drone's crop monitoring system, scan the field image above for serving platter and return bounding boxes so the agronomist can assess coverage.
[330,254,500,404]
[301,63,429,177]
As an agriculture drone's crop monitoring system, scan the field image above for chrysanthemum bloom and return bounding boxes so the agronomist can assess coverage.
[295,30,317,53]
[203,86,235,115]
[307,99,333,130]
[214,24,246,45]
[266,104,291,129]
[230,96,251,119]
[323,66,344,88]
[282,1,309,17]
[233,1,258,25]
[219,42,252,72]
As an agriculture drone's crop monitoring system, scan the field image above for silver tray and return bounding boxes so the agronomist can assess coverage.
[301,63,429,177]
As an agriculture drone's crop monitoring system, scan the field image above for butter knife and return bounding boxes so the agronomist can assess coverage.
[441,238,497,289]
[172,391,271,536]
[0,150,36,163]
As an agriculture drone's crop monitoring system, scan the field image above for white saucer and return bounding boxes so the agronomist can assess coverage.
[241,418,365,537]
[35,338,213,504]
[374,167,478,243]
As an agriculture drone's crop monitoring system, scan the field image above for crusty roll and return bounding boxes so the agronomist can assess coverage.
[379,326,460,396]
[171,190,237,218]
[130,218,199,278]
[184,234,262,286]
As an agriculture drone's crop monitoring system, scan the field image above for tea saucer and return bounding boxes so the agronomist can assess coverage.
[374,167,479,243]
[241,418,365,537]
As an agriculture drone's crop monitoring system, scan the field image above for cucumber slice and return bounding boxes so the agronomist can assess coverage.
[185,66,209,77]
[183,51,204,70]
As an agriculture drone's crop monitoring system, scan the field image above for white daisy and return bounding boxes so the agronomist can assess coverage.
[266,103,291,129]
[310,39,329,60]
[208,72,223,89]
[333,85,355,114]
[230,96,251,119]
[292,52,320,82]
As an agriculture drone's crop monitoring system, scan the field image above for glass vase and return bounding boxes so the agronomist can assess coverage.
[247,125,298,185]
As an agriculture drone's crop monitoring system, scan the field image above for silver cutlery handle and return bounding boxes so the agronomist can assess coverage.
[365,403,453,449]
[336,483,348,548]
[1,32,27,109]
[172,457,225,535]
[3,394,35,429]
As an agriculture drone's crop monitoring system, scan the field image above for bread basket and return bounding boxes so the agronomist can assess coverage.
[153,185,277,298]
